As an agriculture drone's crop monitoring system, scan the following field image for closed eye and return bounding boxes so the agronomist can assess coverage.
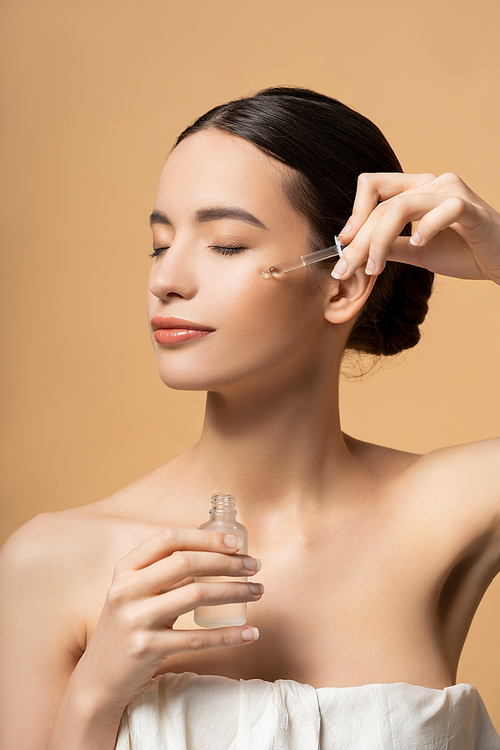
[210,244,247,256]
[149,244,247,259]
[149,246,169,258]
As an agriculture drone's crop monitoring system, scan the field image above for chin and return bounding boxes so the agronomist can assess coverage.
[156,370,212,392]
[153,337,305,393]
[155,362,239,392]
[159,378,210,392]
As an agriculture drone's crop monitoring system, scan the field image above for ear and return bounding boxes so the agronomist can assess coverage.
[321,266,377,325]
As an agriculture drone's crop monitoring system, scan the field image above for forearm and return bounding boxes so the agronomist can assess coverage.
[46,670,125,750]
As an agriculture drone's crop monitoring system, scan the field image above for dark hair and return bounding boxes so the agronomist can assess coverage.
[174,86,434,357]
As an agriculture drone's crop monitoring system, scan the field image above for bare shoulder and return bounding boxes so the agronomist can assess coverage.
[0,510,90,594]
[0,471,170,675]
[408,436,500,523]
[414,434,500,477]
[1,495,148,578]
[345,431,500,539]
[1,449,198,588]
[0,510,108,639]
[348,430,499,498]
[0,466,169,608]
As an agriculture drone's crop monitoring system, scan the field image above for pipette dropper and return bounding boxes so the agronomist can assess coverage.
[261,236,346,279]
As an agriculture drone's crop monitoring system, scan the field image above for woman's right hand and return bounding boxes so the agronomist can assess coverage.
[72,527,263,712]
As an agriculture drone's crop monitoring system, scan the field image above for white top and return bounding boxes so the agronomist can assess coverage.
[115,671,500,749]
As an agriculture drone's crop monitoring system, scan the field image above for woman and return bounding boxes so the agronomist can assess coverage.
[1,86,500,749]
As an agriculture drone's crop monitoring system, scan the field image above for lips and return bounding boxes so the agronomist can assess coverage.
[150,316,215,345]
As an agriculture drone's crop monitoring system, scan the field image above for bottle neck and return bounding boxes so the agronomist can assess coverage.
[209,493,237,522]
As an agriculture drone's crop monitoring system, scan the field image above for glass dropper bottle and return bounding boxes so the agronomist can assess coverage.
[194,494,249,628]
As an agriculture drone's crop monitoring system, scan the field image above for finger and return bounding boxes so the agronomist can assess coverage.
[338,172,437,241]
[115,526,243,573]
[125,550,261,598]
[146,579,264,626]
[160,576,195,593]
[387,231,487,280]
[384,235,431,267]
[408,196,488,247]
[333,191,462,278]
[153,624,260,658]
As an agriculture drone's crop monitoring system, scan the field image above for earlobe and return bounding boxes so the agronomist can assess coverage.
[323,268,377,325]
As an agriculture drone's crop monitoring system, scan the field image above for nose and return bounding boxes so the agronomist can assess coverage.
[148,243,199,301]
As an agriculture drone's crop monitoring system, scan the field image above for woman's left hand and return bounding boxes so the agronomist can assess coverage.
[332,172,500,286]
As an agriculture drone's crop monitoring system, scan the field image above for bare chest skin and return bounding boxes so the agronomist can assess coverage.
[79,451,499,691]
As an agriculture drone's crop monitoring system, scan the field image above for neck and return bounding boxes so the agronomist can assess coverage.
[188,355,363,525]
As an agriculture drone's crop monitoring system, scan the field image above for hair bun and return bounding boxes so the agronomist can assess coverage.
[347,261,434,357]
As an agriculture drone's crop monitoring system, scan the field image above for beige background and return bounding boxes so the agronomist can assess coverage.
[1,0,500,729]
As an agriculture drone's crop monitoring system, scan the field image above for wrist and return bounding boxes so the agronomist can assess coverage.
[47,666,126,750]
[65,660,128,723]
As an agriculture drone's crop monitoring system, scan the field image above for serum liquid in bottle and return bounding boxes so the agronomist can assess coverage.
[194,493,249,628]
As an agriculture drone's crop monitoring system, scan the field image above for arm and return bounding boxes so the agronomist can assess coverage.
[0,513,92,750]
[418,436,500,546]
[0,513,263,750]
[334,173,500,535]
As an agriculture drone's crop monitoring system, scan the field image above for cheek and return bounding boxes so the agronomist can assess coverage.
[218,274,322,356]
[148,258,327,390]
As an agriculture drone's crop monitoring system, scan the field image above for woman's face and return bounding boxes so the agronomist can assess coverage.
[147,128,337,392]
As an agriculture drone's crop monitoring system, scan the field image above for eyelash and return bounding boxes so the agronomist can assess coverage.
[149,244,247,259]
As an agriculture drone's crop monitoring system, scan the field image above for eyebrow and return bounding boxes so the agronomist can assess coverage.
[149,206,268,230]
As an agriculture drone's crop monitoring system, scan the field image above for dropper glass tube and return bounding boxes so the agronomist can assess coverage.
[261,236,346,279]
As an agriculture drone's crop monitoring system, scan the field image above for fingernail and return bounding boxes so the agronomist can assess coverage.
[339,220,352,237]
[242,627,259,641]
[331,257,347,279]
[365,258,375,275]
[224,534,243,549]
[243,556,262,571]
[409,232,422,246]
[248,583,264,594]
